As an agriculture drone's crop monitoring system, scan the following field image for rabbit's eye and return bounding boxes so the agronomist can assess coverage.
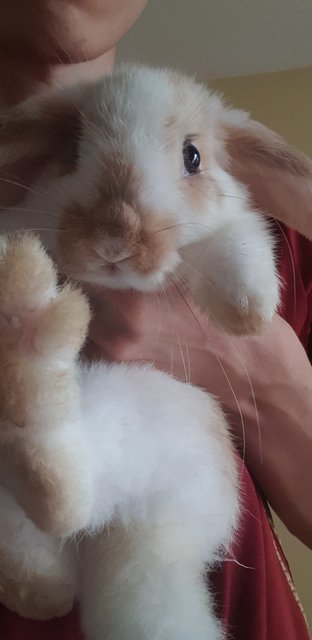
[183,141,201,175]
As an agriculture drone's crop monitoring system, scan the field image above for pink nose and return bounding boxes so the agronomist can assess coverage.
[94,239,132,264]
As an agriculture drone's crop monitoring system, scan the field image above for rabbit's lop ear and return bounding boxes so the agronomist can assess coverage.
[222,115,312,240]
[0,91,82,206]
[189,115,311,336]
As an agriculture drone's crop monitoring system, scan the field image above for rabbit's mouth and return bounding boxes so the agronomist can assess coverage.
[60,252,180,294]
[56,224,181,293]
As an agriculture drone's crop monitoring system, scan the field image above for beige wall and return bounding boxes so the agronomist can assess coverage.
[210,67,312,629]
[210,67,312,156]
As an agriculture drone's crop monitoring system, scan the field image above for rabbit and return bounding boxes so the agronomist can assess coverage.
[1,62,309,637]
[0,64,282,335]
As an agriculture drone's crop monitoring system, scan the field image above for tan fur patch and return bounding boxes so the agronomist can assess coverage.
[58,200,176,279]
[0,97,81,173]
[212,302,266,336]
[222,120,312,240]
[195,286,266,337]
[181,169,220,213]
[0,433,88,536]
[226,123,312,178]
[165,115,177,129]
[57,142,178,282]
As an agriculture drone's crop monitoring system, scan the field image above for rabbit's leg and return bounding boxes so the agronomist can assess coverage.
[80,524,223,640]
[182,204,279,335]
[0,233,93,536]
[0,484,77,620]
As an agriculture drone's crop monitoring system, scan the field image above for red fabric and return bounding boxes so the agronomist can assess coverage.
[211,467,310,640]
[0,607,82,640]
[0,223,311,639]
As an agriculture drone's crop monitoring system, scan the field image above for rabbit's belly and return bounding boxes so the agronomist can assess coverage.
[79,362,239,551]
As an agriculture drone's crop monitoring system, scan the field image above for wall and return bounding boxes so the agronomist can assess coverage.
[118,0,312,80]
[211,66,312,629]
[210,67,312,155]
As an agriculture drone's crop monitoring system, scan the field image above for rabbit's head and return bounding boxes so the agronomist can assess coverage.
[1,64,311,332]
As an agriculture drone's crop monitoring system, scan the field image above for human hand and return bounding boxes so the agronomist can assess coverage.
[85,285,312,548]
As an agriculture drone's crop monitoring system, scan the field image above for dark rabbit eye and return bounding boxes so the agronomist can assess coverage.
[183,141,201,175]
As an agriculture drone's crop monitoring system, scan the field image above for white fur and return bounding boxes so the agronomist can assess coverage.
[0,234,239,639]
[180,169,280,325]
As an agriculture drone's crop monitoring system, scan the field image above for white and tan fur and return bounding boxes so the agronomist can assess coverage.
[0,233,239,640]
[0,64,311,638]
[1,65,283,334]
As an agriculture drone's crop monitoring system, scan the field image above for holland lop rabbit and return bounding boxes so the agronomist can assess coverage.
[1,63,309,638]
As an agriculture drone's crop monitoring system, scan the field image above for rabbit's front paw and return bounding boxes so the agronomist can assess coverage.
[0,234,90,427]
[0,236,92,536]
[195,274,280,336]
[0,233,90,359]
[0,232,57,322]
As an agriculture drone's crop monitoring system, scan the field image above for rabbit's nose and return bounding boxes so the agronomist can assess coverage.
[94,239,132,265]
